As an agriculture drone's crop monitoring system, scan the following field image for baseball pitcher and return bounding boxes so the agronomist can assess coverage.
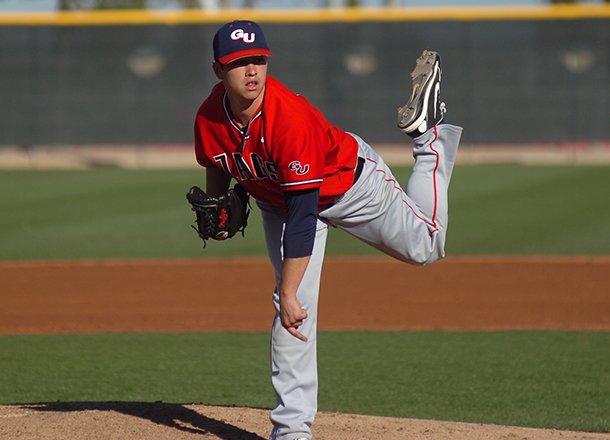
[187,20,462,440]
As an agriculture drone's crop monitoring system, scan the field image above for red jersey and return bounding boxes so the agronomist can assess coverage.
[194,76,358,209]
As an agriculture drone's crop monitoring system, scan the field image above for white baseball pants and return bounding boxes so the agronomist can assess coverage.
[260,124,462,440]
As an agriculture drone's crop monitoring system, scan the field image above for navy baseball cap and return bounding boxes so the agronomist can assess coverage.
[213,20,272,64]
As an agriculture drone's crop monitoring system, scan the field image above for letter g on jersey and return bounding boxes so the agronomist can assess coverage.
[230,28,255,44]
[288,161,310,176]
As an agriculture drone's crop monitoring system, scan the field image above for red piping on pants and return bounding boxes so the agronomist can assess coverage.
[365,125,440,236]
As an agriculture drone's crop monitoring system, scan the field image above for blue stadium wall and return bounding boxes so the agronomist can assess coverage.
[1,9,608,146]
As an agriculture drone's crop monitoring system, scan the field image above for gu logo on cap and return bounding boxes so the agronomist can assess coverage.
[213,20,272,64]
[230,28,255,43]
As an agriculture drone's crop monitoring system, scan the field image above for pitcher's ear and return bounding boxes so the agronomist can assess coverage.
[212,61,223,80]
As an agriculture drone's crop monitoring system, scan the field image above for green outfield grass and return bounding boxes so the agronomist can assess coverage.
[1,166,609,433]
[1,165,609,260]
[0,331,608,432]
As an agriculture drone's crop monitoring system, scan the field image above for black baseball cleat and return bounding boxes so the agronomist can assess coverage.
[397,50,446,137]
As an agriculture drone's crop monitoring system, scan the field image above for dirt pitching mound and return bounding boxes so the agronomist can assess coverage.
[1,403,609,440]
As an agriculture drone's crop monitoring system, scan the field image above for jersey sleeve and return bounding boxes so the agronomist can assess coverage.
[273,106,327,192]
[194,118,214,168]
[193,83,226,169]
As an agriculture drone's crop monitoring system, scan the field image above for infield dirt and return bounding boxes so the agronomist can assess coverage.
[1,256,609,439]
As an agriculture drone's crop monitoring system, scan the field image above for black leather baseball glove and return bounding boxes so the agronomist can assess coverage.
[186,184,250,245]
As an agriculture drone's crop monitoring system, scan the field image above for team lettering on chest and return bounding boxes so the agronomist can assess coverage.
[213,151,280,182]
